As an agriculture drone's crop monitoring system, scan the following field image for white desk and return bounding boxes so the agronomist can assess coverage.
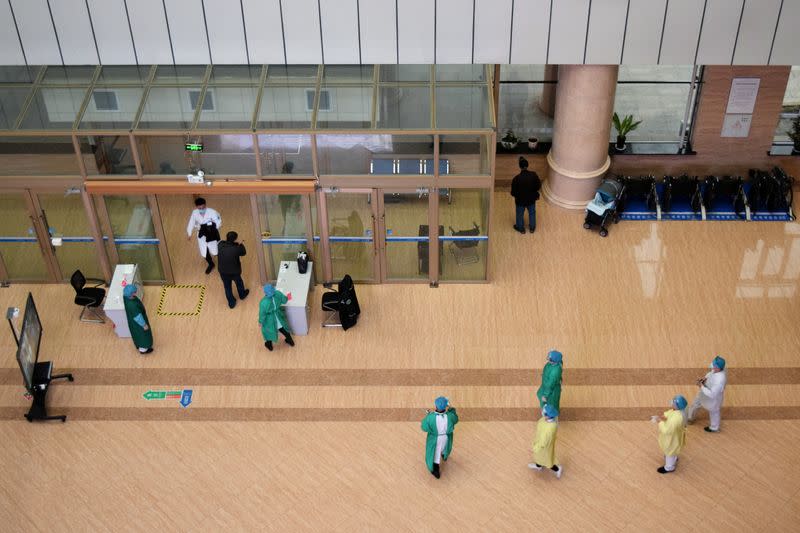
[275,261,312,335]
[103,264,141,338]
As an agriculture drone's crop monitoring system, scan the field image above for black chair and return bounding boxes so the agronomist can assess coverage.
[70,270,107,323]
[447,223,481,265]
[321,275,360,330]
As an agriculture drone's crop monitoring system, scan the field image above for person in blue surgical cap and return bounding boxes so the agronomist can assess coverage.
[654,395,688,474]
[258,284,294,351]
[536,350,563,412]
[687,355,728,433]
[421,396,459,478]
[528,403,563,479]
[122,284,153,354]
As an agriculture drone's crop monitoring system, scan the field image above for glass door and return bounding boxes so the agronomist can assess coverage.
[325,190,378,282]
[97,195,166,282]
[34,192,103,281]
[259,193,313,281]
[379,189,433,282]
[0,192,53,282]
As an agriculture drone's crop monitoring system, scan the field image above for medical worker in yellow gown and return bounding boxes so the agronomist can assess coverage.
[655,395,688,474]
[528,404,562,479]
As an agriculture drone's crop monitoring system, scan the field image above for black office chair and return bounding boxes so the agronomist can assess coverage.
[448,222,481,265]
[321,275,360,330]
[70,270,107,323]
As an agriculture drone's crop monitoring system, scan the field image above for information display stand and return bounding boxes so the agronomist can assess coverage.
[275,261,313,335]
[104,264,142,338]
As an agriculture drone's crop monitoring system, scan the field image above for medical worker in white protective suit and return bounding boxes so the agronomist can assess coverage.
[186,197,222,274]
[687,355,727,433]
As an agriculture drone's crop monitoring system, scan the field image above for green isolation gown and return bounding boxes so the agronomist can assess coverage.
[421,408,459,473]
[259,291,289,342]
[123,295,153,350]
[536,362,562,411]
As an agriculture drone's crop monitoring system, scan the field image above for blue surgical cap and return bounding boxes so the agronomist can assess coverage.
[713,356,726,370]
[434,396,449,411]
[123,284,137,298]
[263,284,275,297]
[673,395,688,410]
[548,350,563,364]
[543,404,559,419]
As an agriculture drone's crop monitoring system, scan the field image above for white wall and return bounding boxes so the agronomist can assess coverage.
[3,0,800,65]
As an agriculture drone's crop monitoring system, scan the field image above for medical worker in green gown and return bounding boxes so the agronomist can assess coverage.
[123,284,153,354]
[537,350,563,411]
[258,284,295,351]
[421,397,459,479]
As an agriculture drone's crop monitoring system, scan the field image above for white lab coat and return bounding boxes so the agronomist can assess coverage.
[186,207,222,257]
[433,413,448,465]
[699,369,727,411]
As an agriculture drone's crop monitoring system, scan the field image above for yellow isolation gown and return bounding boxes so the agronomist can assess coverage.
[532,416,559,468]
[658,409,687,456]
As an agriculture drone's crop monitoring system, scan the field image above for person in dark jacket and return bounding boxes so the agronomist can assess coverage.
[510,156,542,234]
[217,231,249,309]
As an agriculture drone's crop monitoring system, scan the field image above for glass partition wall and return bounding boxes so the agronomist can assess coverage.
[0,65,495,285]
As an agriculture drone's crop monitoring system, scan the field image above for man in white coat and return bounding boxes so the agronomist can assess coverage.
[687,355,727,433]
[186,197,222,274]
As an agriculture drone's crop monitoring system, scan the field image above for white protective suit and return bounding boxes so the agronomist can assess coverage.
[687,369,727,431]
[186,207,222,257]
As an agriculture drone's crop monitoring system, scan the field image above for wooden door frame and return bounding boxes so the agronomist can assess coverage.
[24,190,61,281]
[147,194,174,283]
[321,187,381,283]
[375,187,433,284]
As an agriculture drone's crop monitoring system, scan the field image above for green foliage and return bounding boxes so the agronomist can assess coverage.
[787,115,800,145]
[612,112,643,137]
[501,129,519,143]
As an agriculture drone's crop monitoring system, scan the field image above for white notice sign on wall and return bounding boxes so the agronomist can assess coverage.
[726,78,760,114]
[721,114,752,138]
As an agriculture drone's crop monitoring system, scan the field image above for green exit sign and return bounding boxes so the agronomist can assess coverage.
[185,143,203,152]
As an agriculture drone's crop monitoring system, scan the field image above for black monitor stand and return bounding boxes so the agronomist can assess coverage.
[26,361,73,423]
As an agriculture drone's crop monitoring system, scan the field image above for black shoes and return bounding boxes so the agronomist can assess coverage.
[432,463,440,479]
[265,341,273,351]
[704,427,719,433]
[529,227,536,233]
[142,348,153,354]
[513,225,525,234]
[240,289,250,300]
[657,467,673,474]
[285,336,295,347]
[205,263,215,274]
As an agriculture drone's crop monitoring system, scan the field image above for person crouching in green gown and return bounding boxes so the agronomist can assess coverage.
[258,284,295,351]
[421,396,459,479]
[123,284,153,354]
[536,350,563,412]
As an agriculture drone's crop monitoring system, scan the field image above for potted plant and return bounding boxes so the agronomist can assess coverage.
[528,137,539,151]
[501,129,519,150]
[612,112,642,152]
[787,115,800,154]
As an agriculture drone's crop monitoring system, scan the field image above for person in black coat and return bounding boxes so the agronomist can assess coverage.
[217,231,250,309]
[510,156,542,234]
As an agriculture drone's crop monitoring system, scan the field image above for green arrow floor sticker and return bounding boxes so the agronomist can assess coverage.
[142,389,192,407]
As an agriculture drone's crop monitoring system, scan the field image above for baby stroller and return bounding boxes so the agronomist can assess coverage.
[584,178,624,237]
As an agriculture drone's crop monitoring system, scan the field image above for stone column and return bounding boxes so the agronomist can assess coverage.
[537,64,558,117]
[544,65,618,209]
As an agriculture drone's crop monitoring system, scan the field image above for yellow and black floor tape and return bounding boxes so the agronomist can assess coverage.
[156,284,206,317]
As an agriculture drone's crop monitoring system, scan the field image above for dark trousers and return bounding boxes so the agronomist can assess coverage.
[516,203,536,231]
[220,273,246,306]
